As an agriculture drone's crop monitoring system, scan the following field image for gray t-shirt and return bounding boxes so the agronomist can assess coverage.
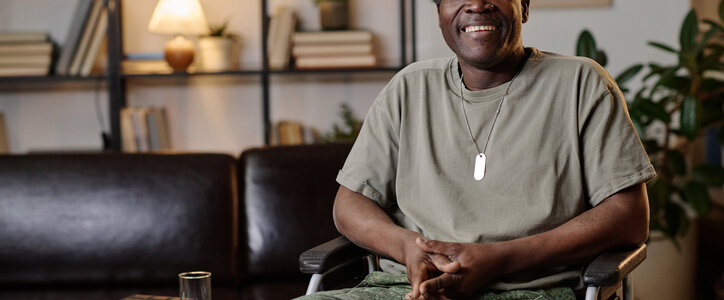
[336,48,656,290]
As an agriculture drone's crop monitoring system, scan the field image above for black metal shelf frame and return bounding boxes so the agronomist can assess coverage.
[102,0,416,150]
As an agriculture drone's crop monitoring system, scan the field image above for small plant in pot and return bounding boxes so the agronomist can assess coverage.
[313,0,349,30]
[198,20,240,72]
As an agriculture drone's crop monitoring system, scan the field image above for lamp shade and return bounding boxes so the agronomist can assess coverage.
[148,0,208,35]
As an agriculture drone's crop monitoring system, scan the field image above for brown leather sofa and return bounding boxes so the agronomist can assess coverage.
[0,143,352,300]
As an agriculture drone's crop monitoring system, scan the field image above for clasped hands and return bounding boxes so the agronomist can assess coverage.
[404,237,508,300]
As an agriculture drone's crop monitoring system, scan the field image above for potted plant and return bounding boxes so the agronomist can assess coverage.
[198,20,240,72]
[576,3,723,298]
[313,0,349,30]
[577,3,723,244]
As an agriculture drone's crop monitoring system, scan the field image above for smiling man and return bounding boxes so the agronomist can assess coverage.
[297,0,656,299]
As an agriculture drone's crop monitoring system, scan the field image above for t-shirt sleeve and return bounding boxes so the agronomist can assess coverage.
[336,84,401,209]
[580,86,656,207]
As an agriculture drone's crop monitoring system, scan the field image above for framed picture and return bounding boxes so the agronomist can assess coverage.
[531,0,612,8]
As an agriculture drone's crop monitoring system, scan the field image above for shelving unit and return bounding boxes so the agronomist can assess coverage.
[2,0,418,151]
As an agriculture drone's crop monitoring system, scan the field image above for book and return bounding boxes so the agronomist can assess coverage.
[0,42,53,55]
[80,7,108,77]
[55,0,94,75]
[292,31,373,45]
[145,107,171,150]
[120,108,137,152]
[295,54,376,69]
[0,66,50,76]
[292,43,373,57]
[121,59,172,74]
[0,112,8,154]
[130,108,150,152]
[89,35,107,76]
[0,32,49,43]
[268,6,295,70]
[69,0,104,76]
[0,55,52,66]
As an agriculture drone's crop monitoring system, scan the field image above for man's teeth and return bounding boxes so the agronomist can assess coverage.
[464,25,496,32]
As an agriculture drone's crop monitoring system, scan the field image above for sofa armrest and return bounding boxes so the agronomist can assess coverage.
[299,236,370,274]
[583,244,647,286]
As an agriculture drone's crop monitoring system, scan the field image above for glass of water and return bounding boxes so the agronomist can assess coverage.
[179,271,211,300]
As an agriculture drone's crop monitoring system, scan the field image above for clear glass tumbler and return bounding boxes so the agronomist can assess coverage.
[179,271,212,300]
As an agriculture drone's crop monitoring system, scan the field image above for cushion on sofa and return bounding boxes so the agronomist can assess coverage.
[0,154,239,286]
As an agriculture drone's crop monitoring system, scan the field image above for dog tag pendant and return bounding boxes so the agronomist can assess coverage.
[474,153,486,181]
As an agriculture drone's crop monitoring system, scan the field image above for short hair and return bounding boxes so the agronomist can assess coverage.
[432,0,440,4]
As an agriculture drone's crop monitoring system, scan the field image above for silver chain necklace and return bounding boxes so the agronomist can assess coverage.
[459,62,525,181]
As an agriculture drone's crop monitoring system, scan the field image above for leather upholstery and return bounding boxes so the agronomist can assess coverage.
[0,154,238,286]
[240,143,352,279]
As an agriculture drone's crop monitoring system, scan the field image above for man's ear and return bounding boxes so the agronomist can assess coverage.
[521,0,530,23]
[437,4,442,29]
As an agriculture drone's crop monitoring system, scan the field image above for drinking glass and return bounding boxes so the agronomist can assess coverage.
[179,271,211,300]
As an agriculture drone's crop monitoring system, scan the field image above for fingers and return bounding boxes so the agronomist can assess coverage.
[429,254,461,273]
[419,273,459,296]
[416,237,451,256]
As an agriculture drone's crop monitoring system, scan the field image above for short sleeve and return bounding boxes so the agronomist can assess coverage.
[580,87,656,207]
[336,84,401,209]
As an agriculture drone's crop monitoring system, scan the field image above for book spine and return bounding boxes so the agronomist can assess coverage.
[55,0,95,75]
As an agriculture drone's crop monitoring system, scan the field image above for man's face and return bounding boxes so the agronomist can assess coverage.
[438,0,529,70]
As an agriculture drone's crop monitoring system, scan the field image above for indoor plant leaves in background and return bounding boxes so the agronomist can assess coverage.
[576,0,724,245]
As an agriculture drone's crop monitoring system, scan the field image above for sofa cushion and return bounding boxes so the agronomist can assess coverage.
[0,154,238,286]
[240,144,352,279]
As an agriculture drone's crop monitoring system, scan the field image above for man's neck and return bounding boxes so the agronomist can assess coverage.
[459,47,530,91]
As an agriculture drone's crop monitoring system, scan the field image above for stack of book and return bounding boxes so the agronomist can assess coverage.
[121,53,173,74]
[0,32,54,77]
[292,30,376,69]
[120,107,172,152]
[55,0,108,76]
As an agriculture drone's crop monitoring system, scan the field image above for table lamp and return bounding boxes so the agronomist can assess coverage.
[148,0,208,72]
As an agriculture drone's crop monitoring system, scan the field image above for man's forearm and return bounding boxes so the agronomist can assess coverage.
[333,185,420,264]
[497,183,649,276]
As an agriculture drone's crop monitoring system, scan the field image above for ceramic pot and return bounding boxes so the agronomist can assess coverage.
[631,227,698,300]
[319,1,348,30]
[198,37,234,72]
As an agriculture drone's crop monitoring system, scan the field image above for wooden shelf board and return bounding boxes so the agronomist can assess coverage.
[122,70,263,79]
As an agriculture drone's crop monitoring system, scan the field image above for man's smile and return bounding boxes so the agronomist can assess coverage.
[462,25,497,33]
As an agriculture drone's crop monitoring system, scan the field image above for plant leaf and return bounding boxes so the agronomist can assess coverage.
[683,181,711,216]
[576,30,598,61]
[663,201,686,241]
[648,41,678,54]
[692,164,724,186]
[680,10,699,53]
[635,98,671,122]
[616,64,644,86]
[667,150,687,176]
[596,50,608,68]
[680,94,699,139]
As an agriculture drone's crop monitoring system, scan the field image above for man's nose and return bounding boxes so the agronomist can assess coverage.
[465,1,496,13]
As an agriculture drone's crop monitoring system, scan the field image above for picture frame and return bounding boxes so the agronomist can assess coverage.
[531,0,612,8]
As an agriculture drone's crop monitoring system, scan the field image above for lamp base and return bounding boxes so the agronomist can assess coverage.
[164,35,194,72]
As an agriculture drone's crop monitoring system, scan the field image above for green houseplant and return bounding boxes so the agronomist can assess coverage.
[576,1,724,245]
[322,103,362,143]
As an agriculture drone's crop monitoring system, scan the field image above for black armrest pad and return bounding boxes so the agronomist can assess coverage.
[583,244,647,286]
[299,236,370,274]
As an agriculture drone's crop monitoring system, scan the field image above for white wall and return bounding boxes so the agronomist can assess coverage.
[0,0,689,154]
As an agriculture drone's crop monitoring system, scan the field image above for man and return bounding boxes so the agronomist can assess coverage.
[299,0,655,299]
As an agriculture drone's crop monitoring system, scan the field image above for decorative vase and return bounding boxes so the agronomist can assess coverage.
[319,1,348,30]
[198,37,234,72]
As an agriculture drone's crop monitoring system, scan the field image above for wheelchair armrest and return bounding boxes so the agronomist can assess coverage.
[299,236,370,274]
[583,244,647,287]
